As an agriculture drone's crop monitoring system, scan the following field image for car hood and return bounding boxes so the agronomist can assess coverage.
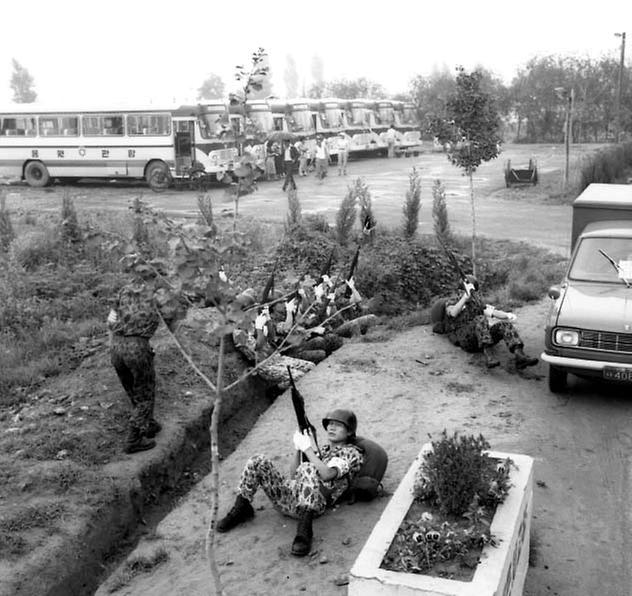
[557,282,632,332]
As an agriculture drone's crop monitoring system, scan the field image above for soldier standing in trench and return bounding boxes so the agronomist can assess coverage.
[107,273,163,454]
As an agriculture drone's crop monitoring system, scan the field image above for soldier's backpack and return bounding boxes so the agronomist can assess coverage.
[346,436,388,502]
[430,297,448,334]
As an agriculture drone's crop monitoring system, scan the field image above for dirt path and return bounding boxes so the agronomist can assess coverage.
[96,300,632,596]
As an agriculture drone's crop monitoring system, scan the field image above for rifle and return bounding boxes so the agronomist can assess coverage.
[260,256,280,304]
[287,366,321,460]
[436,237,485,311]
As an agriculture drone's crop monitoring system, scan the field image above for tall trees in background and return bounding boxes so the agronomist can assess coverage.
[284,54,299,97]
[10,59,37,103]
[197,73,225,101]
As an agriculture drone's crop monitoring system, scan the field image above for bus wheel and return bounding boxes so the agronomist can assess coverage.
[24,161,50,187]
[146,161,171,192]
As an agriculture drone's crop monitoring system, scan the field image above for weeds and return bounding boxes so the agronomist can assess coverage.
[0,191,14,251]
[336,184,357,245]
[285,187,302,232]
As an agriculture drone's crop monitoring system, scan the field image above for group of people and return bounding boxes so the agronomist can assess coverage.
[107,258,538,557]
[257,132,352,190]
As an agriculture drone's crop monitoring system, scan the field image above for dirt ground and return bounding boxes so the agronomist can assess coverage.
[95,299,632,596]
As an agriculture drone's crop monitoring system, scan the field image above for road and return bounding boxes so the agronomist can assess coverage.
[3,142,599,256]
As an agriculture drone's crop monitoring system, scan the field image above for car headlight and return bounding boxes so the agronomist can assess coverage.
[554,328,579,346]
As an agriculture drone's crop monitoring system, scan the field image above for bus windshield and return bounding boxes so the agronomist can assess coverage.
[402,107,419,125]
[324,107,343,128]
[349,107,368,127]
[289,109,313,132]
[246,110,272,135]
[378,106,395,125]
[199,112,232,140]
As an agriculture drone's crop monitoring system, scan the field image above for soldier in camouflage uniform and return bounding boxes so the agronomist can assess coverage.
[217,409,363,557]
[108,280,162,454]
[442,275,538,370]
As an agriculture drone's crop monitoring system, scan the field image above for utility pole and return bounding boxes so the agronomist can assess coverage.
[615,32,626,142]
[564,88,574,189]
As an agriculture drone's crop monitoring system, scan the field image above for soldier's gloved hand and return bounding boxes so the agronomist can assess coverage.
[483,305,495,318]
[254,311,268,332]
[321,274,333,288]
[107,309,118,325]
[505,312,517,322]
[293,430,312,453]
[286,297,297,315]
[463,281,476,297]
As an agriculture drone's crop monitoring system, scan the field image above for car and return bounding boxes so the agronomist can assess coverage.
[542,184,632,392]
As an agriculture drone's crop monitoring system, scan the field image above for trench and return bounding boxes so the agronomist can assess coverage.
[54,373,281,596]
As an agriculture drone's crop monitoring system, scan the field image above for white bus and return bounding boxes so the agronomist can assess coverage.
[0,103,238,187]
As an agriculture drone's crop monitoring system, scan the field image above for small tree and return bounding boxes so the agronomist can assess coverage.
[430,67,501,273]
[354,178,376,244]
[60,193,82,246]
[10,59,37,103]
[402,167,422,238]
[336,185,357,246]
[285,187,302,233]
[432,179,451,244]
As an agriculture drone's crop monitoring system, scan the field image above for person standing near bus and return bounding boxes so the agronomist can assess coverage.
[385,124,398,158]
[314,136,329,183]
[336,132,350,176]
[282,140,299,191]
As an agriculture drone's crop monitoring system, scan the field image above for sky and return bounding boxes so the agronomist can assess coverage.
[1,0,630,106]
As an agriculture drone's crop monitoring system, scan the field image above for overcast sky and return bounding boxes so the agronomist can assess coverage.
[1,0,630,106]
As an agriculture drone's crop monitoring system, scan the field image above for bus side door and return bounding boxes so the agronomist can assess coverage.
[174,120,195,175]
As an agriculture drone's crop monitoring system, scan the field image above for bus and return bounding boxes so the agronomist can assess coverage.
[394,101,422,152]
[343,99,382,156]
[0,103,239,187]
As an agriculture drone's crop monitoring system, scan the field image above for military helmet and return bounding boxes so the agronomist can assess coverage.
[322,409,357,436]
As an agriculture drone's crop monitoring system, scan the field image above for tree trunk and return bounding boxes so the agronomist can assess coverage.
[469,171,477,276]
[205,335,225,595]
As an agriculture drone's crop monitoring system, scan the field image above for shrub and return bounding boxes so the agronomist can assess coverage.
[335,184,357,245]
[9,228,62,270]
[0,191,15,251]
[402,167,422,238]
[354,178,376,244]
[578,142,632,192]
[413,430,512,516]
[432,179,451,244]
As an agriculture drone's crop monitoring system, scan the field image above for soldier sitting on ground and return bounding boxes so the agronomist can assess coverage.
[434,274,538,370]
[216,409,363,557]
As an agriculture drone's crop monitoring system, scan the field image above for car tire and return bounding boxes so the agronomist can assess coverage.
[548,365,567,392]
[24,161,50,187]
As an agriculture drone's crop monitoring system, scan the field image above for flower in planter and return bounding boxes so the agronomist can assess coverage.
[382,430,514,578]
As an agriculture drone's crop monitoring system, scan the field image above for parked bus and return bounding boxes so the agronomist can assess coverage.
[0,103,239,187]
[394,101,422,151]
[343,99,382,156]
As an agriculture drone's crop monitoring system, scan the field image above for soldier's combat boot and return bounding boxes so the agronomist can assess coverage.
[145,419,162,438]
[514,347,538,369]
[291,509,314,557]
[483,346,500,369]
[217,495,254,533]
[125,429,156,454]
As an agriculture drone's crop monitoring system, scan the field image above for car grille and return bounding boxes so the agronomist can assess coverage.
[579,330,632,353]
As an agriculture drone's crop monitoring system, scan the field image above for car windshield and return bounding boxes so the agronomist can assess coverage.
[569,237,632,283]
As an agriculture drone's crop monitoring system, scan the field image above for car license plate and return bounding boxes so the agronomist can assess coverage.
[603,367,632,382]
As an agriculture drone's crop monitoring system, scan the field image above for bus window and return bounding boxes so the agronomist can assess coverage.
[38,115,79,136]
[127,114,171,136]
[273,116,284,131]
[82,114,124,136]
[0,116,36,136]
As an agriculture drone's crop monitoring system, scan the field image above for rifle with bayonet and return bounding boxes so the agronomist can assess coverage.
[287,366,321,461]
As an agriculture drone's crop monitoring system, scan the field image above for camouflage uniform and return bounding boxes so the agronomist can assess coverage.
[236,444,363,518]
[109,282,160,442]
[443,292,523,353]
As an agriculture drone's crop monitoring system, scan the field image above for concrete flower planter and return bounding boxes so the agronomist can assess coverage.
[349,444,534,596]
